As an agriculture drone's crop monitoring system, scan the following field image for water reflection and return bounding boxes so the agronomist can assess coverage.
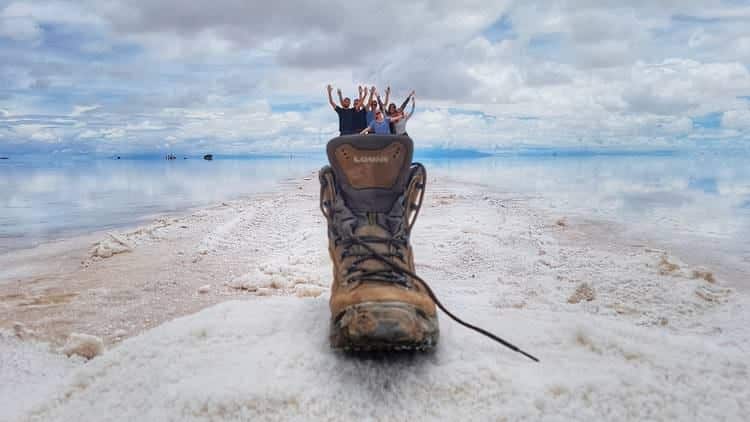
[427,150,749,238]
[426,149,750,280]
[0,156,321,253]
[2,149,749,272]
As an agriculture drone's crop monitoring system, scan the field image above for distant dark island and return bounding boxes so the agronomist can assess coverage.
[0,157,8,160]
[203,154,213,161]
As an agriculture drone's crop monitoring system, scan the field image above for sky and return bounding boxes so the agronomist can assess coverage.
[2,0,750,154]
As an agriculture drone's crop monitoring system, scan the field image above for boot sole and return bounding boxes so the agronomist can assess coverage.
[330,301,439,352]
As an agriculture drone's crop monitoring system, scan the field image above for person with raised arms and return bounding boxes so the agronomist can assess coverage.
[352,86,368,133]
[327,84,361,135]
[390,90,415,136]
[365,86,380,125]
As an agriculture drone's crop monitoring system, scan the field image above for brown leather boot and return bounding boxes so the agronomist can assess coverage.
[319,134,439,351]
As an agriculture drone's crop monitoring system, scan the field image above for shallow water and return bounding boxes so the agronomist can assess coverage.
[425,148,750,284]
[2,149,749,282]
[0,155,319,253]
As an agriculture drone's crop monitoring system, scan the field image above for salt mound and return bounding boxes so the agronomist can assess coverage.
[226,268,283,290]
[27,299,748,421]
[13,321,36,340]
[567,282,595,304]
[61,333,104,360]
[90,233,133,258]
[226,260,324,293]
[294,283,326,297]
[694,285,732,303]
[691,267,717,283]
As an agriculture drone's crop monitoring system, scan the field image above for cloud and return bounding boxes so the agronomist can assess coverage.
[1,0,750,153]
[71,105,100,117]
[2,1,105,26]
[13,123,61,142]
[722,107,750,130]
[0,15,43,43]
[622,60,750,115]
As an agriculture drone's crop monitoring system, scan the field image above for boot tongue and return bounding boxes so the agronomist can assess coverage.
[326,135,414,213]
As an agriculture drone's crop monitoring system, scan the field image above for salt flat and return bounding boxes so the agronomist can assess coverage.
[1,173,748,421]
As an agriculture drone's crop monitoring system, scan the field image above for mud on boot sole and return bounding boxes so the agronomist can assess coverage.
[330,301,439,352]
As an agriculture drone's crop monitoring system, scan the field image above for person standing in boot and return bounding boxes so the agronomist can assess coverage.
[359,109,392,135]
[365,86,380,126]
[391,91,415,136]
[327,84,360,135]
[352,86,368,133]
[376,86,392,118]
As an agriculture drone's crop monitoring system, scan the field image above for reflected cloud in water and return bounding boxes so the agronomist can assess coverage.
[0,156,320,253]
[2,149,749,278]
[426,149,750,279]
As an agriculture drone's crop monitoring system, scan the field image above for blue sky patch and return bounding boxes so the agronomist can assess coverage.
[688,177,719,194]
[481,15,515,42]
[692,112,723,129]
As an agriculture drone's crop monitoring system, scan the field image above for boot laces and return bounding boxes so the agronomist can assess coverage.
[339,235,409,285]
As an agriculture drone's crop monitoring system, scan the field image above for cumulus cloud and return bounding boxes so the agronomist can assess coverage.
[722,108,750,130]
[1,0,750,153]
[71,105,100,117]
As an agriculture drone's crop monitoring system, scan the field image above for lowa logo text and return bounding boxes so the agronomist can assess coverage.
[353,156,389,164]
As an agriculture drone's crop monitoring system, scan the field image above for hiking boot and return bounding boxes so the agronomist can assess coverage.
[319,134,438,351]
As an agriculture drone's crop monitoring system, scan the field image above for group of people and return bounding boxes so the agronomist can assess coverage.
[326,85,415,136]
